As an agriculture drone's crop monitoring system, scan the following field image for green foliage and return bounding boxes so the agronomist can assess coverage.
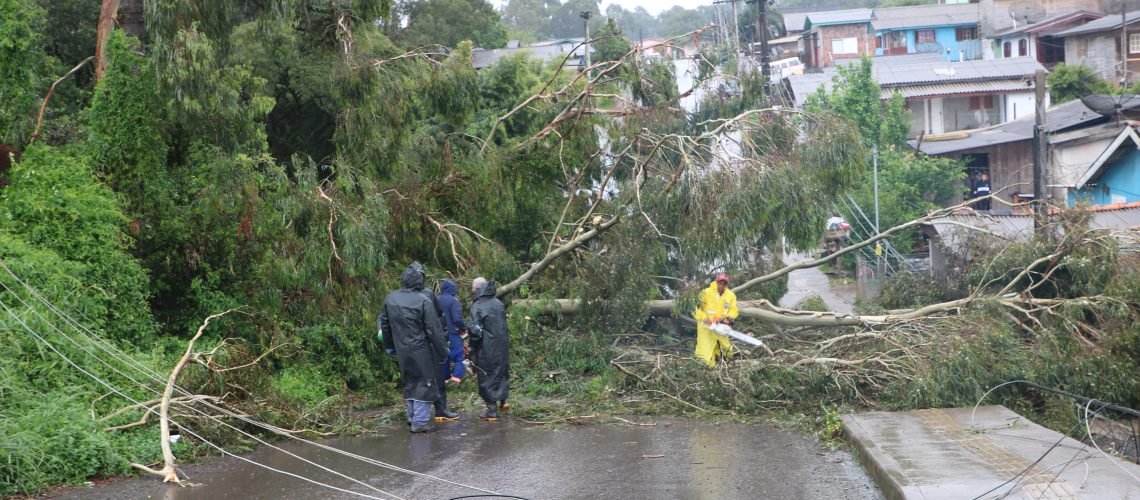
[879,271,967,309]
[272,365,339,405]
[426,41,481,125]
[0,0,53,145]
[85,31,170,207]
[1048,63,1112,104]
[0,145,157,344]
[0,224,163,495]
[796,295,829,312]
[397,0,508,49]
[593,18,631,64]
[806,57,904,148]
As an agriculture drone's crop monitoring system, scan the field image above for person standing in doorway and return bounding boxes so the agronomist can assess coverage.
[693,273,739,368]
[468,277,510,421]
[379,262,449,433]
[973,172,992,211]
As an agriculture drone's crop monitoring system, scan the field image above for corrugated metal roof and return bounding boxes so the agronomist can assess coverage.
[874,56,1044,86]
[928,214,1035,251]
[768,34,801,45]
[1091,203,1140,231]
[929,207,1140,252]
[805,9,873,29]
[884,80,1030,99]
[1056,10,1140,37]
[788,72,835,107]
[871,4,978,31]
[911,99,1110,155]
[783,12,811,33]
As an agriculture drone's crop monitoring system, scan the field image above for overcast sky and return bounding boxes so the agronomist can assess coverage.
[495,1,712,16]
[601,0,710,15]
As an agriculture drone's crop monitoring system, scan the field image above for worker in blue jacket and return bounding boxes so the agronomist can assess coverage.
[433,279,467,421]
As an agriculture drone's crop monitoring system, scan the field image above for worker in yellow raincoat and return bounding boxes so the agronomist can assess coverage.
[693,273,739,367]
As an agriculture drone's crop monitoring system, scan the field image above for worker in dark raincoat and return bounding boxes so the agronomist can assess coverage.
[433,279,467,421]
[379,262,449,433]
[468,277,510,420]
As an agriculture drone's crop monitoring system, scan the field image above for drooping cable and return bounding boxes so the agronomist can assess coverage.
[0,258,499,496]
[0,291,399,500]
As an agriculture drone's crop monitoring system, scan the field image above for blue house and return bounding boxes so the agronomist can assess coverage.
[871,3,982,62]
[1071,127,1140,207]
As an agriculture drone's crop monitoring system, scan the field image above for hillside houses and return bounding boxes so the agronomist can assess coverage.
[1054,12,1140,85]
[788,0,1106,69]
[871,3,982,61]
[788,54,1046,138]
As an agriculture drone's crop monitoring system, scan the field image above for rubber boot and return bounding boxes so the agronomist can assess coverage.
[410,421,438,433]
[434,391,459,421]
[478,401,499,421]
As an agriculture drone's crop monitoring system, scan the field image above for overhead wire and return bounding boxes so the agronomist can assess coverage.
[971,380,1140,499]
[0,259,492,498]
[0,282,400,500]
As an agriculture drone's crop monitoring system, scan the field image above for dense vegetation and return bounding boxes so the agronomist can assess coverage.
[3,0,1139,496]
[0,0,861,494]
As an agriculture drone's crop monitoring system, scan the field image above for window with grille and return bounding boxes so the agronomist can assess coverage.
[1130,33,1140,54]
[917,30,936,44]
[956,27,978,41]
[1018,39,1028,56]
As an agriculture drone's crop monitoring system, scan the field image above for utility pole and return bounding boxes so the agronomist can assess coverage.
[747,0,772,92]
[712,0,742,54]
[1122,1,1129,86]
[1032,69,1048,232]
[581,11,592,77]
[732,0,739,54]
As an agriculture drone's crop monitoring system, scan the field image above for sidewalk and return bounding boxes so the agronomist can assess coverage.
[842,405,1140,499]
[778,251,855,314]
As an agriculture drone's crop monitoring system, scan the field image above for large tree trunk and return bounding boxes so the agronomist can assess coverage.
[95,0,145,83]
[95,0,121,83]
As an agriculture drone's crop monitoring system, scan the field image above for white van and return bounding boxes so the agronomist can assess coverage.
[769,57,804,82]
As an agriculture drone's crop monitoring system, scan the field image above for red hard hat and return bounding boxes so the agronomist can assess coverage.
[715,273,729,283]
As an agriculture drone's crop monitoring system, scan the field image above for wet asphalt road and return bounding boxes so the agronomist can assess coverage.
[59,417,881,500]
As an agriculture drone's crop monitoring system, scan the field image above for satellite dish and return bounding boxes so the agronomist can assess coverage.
[1080,94,1140,125]
[1008,2,1046,26]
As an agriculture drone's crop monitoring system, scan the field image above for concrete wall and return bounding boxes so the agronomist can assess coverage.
[1070,146,1140,206]
[1005,93,1037,122]
[1050,127,1120,201]
[1064,31,1140,84]
[943,95,1004,131]
[980,0,1105,37]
